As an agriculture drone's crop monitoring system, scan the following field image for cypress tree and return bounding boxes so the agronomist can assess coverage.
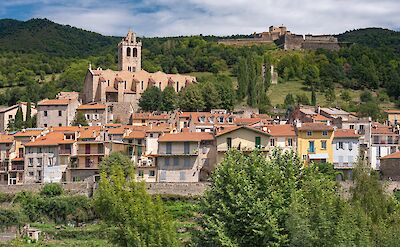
[14,106,23,130]
[311,88,317,106]
[25,101,32,128]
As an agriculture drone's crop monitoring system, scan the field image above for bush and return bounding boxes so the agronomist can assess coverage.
[40,183,63,197]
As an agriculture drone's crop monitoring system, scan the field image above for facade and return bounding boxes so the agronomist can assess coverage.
[157,132,216,182]
[384,109,400,126]
[82,31,196,112]
[215,126,271,163]
[332,129,360,179]
[37,98,80,128]
[77,103,109,126]
[131,113,170,126]
[369,124,400,170]
[296,123,334,164]
[0,135,13,184]
[0,102,37,132]
[263,125,297,152]
[380,151,400,180]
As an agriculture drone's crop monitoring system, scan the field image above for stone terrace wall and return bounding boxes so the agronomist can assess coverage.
[0,182,91,196]
[146,182,210,196]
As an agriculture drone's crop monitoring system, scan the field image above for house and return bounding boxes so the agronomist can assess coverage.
[332,129,360,179]
[215,126,271,163]
[0,102,37,132]
[380,151,400,180]
[157,132,216,182]
[77,103,109,126]
[24,132,76,183]
[131,113,170,126]
[369,124,400,170]
[37,98,80,128]
[296,122,334,164]
[384,109,400,126]
[0,135,13,184]
[288,105,330,124]
[262,124,297,152]
[65,127,127,182]
[10,130,44,184]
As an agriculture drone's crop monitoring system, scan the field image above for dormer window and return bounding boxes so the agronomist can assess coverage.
[227,117,233,123]
[198,116,205,123]
[218,116,224,123]
[209,117,214,124]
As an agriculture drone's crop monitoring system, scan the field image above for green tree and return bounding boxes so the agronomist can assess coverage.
[201,82,221,111]
[72,111,89,126]
[340,90,352,101]
[14,106,24,130]
[94,153,178,246]
[160,86,178,112]
[284,93,296,108]
[311,88,317,106]
[178,84,205,111]
[296,94,310,105]
[139,86,162,112]
[25,101,32,128]
[304,64,320,89]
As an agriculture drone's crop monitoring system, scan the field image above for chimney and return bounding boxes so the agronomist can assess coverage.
[295,119,302,128]
[317,105,321,114]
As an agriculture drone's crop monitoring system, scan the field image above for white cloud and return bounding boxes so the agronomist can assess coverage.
[21,0,400,37]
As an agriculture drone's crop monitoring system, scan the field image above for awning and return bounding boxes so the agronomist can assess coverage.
[308,153,329,160]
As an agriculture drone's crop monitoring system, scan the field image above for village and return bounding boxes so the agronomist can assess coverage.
[0,30,398,187]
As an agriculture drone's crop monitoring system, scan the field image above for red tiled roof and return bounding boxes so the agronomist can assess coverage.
[380,151,400,159]
[215,126,271,137]
[234,117,261,125]
[124,131,146,139]
[25,132,65,147]
[78,103,107,110]
[159,132,214,142]
[131,113,169,120]
[372,126,394,135]
[264,125,295,137]
[0,135,14,143]
[384,109,400,114]
[297,123,334,131]
[14,130,42,137]
[334,129,360,138]
[38,99,70,106]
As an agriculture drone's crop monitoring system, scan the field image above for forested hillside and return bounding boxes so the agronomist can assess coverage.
[0,18,399,119]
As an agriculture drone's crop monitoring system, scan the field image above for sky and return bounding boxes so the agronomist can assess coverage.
[0,0,399,37]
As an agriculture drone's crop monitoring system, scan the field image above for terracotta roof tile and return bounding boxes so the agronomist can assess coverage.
[14,130,42,137]
[124,131,146,139]
[263,125,295,137]
[380,151,400,159]
[25,132,66,147]
[78,103,107,110]
[159,132,214,142]
[0,135,14,143]
[215,126,271,137]
[38,99,70,106]
[334,129,360,138]
[297,123,334,131]
[384,109,400,114]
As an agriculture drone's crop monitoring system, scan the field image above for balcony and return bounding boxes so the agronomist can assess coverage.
[11,164,24,171]
[334,162,353,169]
[59,149,72,155]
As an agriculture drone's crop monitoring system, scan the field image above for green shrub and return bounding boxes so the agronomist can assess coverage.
[40,183,63,197]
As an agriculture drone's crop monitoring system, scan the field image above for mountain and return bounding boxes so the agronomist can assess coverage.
[337,28,400,51]
[0,18,119,57]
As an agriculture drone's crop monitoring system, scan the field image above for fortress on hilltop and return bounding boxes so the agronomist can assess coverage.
[218,25,340,51]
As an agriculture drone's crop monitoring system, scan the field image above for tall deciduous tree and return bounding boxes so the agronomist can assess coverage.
[139,86,162,112]
[201,82,221,111]
[94,153,178,246]
[178,84,205,111]
[161,86,177,112]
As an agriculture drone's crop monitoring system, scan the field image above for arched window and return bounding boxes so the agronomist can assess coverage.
[127,47,131,57]
[133,48,138,57]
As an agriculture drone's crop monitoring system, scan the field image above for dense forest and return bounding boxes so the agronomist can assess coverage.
[0,18,399,117]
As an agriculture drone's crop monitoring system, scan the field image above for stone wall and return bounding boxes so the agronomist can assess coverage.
[218,39,274,46]
[146,182,209,196]
[0,182,91,196]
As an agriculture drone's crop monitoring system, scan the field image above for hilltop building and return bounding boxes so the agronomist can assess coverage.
[82,30,196,122]
[218,25,340,51]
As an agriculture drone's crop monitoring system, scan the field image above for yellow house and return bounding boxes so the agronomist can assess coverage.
[384,109,400,126]
[215,126,271,164]
[296,122,334,164]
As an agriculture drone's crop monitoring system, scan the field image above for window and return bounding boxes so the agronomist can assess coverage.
[174,157,179,166]
[58,123,62,127]
[44,111,48,117]
[270,138,275,147]
[159,82,161,89]
[227,138,232,149]
[58,110,62,116]
[184,142,190,154]
[85,144,90,154]
[85,114,90,120]
[28,172,34,177]
[133,48,138,57]
[255,136,261,148]
[338,142,344,149]
[349,142,353,151]
[287,138,293,147]
[184,157,190,168]
[176,81,179,92]
[138,170,144,178]
[8,115,12,119]
[165,158,170,166]
[308,141,315,153]
[321,140,327,150]
[44,124,47,127]
[160,171,166,181]
[149,170,155,177]
[127,47,131,56]
[141,81,144,90]
[166,142,172,154]
[149,133,154,138]
[307,131,312,136]
[350,125,354,129]
[179,171,186,181]
[322,131,328,136]
[227,117,233,123]
[28,158,33,167]
[302,155,307,160]
[85,157,91,167]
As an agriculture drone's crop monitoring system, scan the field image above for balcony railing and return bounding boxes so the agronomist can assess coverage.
[59,149,72,155]
[11,164,24,171]
[334,162,354,168]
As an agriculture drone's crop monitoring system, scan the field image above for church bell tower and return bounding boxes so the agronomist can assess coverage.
[118,30,142,72]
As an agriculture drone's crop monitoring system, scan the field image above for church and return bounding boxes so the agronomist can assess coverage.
[82,30,196,121]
